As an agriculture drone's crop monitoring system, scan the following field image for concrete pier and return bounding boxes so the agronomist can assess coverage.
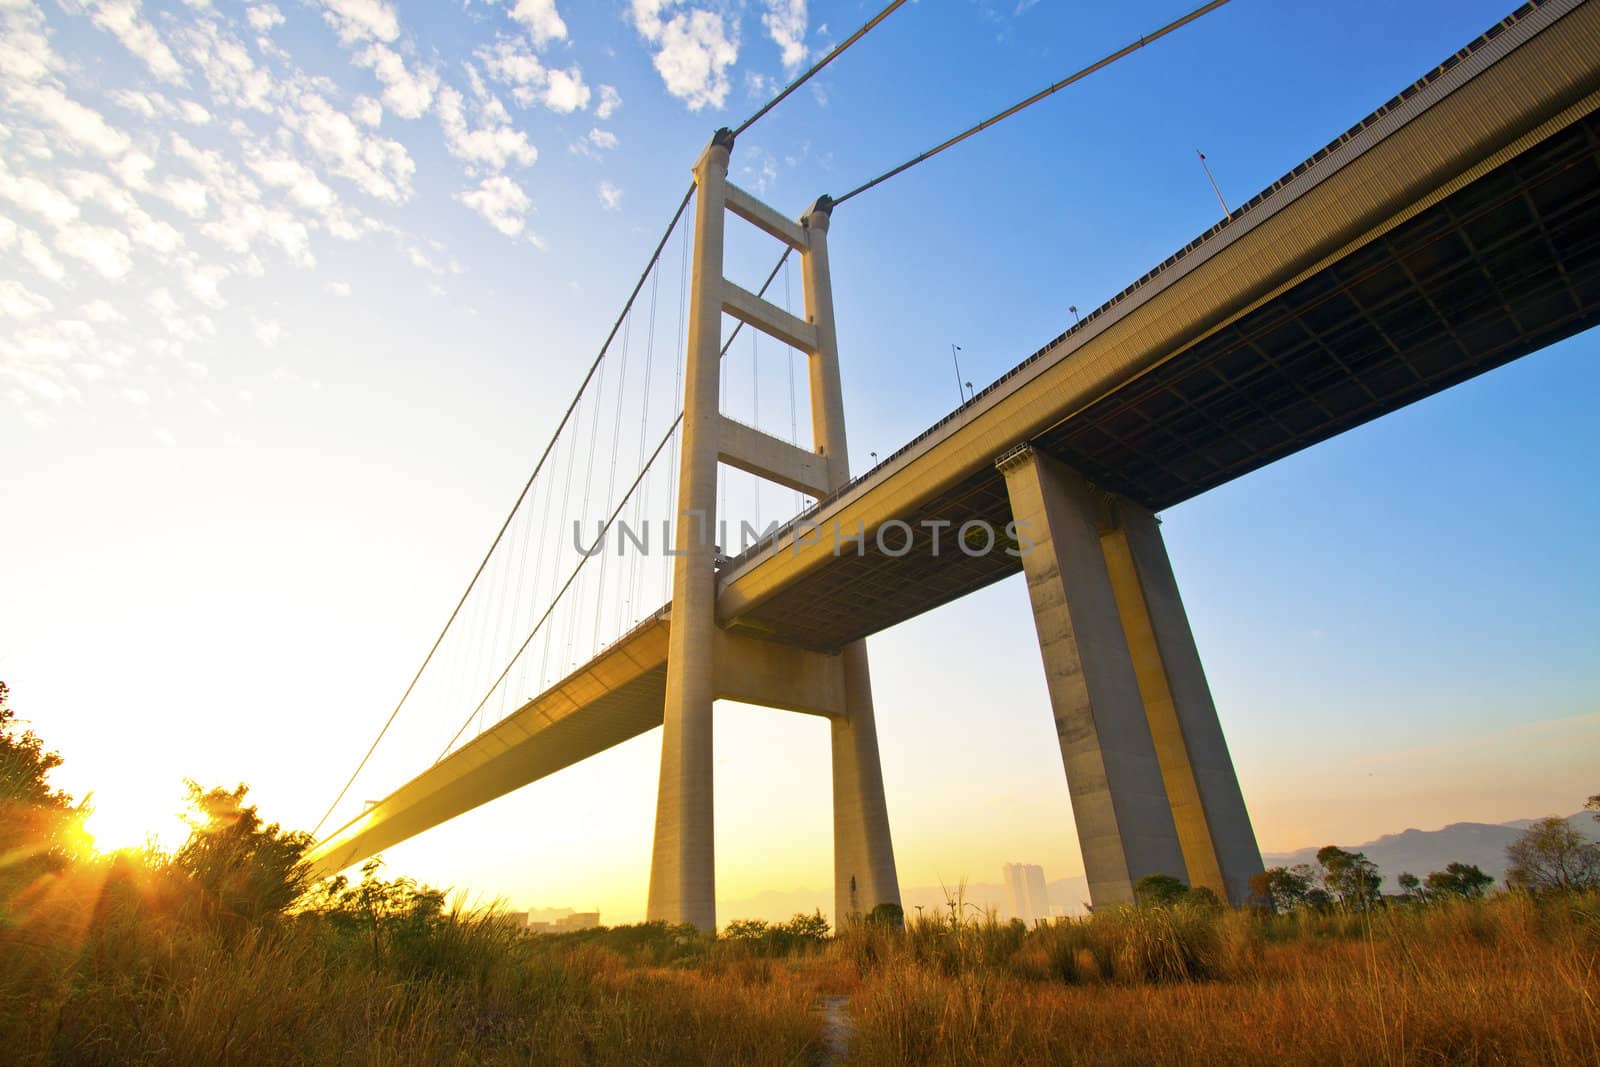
[997,445,1186,905]
[1115,503,1263,903]
[998,445,1260,906]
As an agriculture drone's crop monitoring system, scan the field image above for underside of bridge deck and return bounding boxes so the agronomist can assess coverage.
[727,101,1600,653]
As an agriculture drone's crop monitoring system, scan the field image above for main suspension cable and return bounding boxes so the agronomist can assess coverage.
[833,0,1232,207]
[734,0,910,137]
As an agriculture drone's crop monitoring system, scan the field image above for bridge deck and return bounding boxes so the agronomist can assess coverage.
[306,615,670,877]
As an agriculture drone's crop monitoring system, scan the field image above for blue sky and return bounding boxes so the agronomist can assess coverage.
[3,0,1596,921]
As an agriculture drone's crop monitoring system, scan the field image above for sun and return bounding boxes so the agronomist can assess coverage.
[81,789,191,854]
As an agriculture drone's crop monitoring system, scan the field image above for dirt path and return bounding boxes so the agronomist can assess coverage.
[814,995,852,1065]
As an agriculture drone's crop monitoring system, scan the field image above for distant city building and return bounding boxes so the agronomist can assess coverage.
[1002,863,1050,925]
[526,910,601,934]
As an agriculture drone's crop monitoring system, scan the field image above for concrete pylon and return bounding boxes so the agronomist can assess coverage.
[801,199,902,925]
[996,444,1262,906]
[646,130,732,931]
[1112,502,1264,904]
[646,139,901,931]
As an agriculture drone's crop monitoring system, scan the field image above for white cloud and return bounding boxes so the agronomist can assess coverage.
[475,0,568,47]
[630,1,739,111]
[739,146,777,194]
[123,386,151,405]
[542,65,588,112]
[17,227,67,282]
[587,128,617,150]
[247,4,285,32]
[0,3,60,85]
[109,89,159,119]
[0,280,54,319]
[597,179,621,211]
[5,81,132,157]
[0,165,80,228]
[595,83,621,119]
[81,299,125,323]
[247,154,336,214]
[762,0,807,73]
[478,38,589,114]
[355,44,439,119]
[351,94,382,127]
[436,84,536,173]
[316,0,399,44]
[182,262,229,307]
[479,37,545,93]
[84,0,186,85]
[109,90,210,125]
[285,90,416,203]
[456,174,532,237]
[61,170,184,256]
[54,222,134,279]
[160,177,209,219]
[111,150,156,191]
[324,280,351,296]
[253,317,283,347]
[179,16,274,112]
[504,0,567,46]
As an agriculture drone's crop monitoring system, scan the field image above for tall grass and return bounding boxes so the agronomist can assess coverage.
[837,891,1600,1065]
[6,858,1597,1065]
[1,859,822,1065]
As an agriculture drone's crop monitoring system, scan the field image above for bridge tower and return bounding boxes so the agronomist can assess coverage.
[647,129,901,931]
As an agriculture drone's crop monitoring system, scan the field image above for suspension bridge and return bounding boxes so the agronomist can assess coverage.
[302,0,1600,929]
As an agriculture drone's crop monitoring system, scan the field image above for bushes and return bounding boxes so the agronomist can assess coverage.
[720,910,831,957]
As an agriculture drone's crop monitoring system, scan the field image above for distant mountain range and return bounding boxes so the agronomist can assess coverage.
[1263,811,1598,891]
[712,811,1598,924]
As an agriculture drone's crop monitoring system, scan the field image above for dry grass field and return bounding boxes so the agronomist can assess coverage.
[5,687,1596,1065]
[4,858,1596,1066]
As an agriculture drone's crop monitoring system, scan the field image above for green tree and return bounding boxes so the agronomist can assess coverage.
[0,681,82,876]
[1396,872,1423,901]
[302,858,447,969]
[1504,816,1600,893]
[1316,846,1382,910]
[1586,794,1599,821]
[783,910,830,942]
[1249,865,1311,912]
[1133,873,1191,907]
[722,918,770,941]
[172,781,313,925]
[1423,862,1494,900]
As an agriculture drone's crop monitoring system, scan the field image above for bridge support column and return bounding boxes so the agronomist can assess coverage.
[831,642,901,922]
[803,198,902,926]
[997,444,1262,906]
[997,445,1190,907]
[1110,503,1264,904]
[647,131,732,931]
